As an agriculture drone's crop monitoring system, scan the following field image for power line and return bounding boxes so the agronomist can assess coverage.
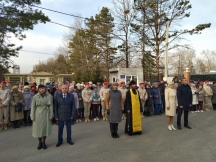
[31,5,87,20]
[20,50,56,55]
[49,21,78,30]
[31,5,120,26]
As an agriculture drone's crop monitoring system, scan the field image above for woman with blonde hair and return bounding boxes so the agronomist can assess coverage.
[165,82,178,131]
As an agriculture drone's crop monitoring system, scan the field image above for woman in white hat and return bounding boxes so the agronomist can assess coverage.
[165,82,178,131]
[22,85,34,126]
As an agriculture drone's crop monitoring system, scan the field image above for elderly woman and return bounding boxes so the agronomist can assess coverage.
[23,85,34,126]
[76,83,84,120]
[10,86,24,129]
[106,82,123,138]
[69,86,79,124]
[145,84,154,117]
[165,82,178,131]
[30,84,53,150]
[191,83,198,113]
[197,84,205,112]
[92,85,100,121]
[152,82,162,116]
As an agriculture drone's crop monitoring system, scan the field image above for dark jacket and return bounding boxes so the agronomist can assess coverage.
[54,92,76,121]
[151,87,162,105]
[177,84,192,110]
[145,88,153,106]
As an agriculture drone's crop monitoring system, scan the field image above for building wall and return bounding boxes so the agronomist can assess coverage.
[109,68,143,85]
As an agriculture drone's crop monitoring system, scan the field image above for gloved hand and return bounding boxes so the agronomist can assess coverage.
[107,110,110,115]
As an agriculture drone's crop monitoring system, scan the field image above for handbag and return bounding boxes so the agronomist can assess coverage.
[15,102,23,112]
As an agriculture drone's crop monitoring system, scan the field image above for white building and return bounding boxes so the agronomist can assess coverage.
[109,68,143,85]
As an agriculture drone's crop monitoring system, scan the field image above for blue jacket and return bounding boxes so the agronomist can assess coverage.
[54,92,76,121]
[177,84,192,110]
[151,87,162,104]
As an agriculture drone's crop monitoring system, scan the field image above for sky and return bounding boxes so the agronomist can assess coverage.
[9,0,216,73]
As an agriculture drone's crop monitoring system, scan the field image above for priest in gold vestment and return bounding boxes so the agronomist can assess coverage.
[124,80,143,136]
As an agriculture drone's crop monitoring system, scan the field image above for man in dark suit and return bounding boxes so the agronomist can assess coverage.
[54,84,76,147]
[177,78,192,130]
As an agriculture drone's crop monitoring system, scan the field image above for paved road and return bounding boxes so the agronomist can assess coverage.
[0,109,216,162]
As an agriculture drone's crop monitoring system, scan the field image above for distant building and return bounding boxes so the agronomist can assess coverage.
[13,65,20,74]
[210,69,216,74]
[109,68,143,85]
[3,72,74,85]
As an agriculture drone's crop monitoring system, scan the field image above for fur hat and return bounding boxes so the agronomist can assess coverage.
[12,85,18,90]
[112,82,119,86]
[129,80,136,86]
[24,86,30,89]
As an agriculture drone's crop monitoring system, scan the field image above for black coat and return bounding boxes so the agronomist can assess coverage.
[145,88,153,106]
[54,92,76,121]
[177,84,192,110]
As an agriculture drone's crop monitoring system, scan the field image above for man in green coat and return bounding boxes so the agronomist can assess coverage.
[31,84,53,150]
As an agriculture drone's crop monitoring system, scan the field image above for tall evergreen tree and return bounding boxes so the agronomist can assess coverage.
[0,0,50,68]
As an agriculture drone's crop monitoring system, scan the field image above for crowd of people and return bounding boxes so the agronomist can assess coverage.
[0,76,216,149]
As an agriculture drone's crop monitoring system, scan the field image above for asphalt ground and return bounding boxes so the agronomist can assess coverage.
[0,108,216,162]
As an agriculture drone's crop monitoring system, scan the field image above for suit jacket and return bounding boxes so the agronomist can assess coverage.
[177,84,192,110]
[54,92,76,121]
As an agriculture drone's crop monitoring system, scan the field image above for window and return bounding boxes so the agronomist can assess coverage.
[125,75,138,85]
[112,76,116,82]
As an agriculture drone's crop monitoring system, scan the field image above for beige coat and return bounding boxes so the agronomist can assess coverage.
[10,91,24,121]
[138,87,148,101]
[82,88,93,102]
[0,88,10,106]
[118,87,127,102]
[30,92,53,138]
[165,88,178,116]
[204,83,213,97]
[99,87,110,102]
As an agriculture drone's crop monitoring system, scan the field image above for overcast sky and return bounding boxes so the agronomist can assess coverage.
[10,0,216,73]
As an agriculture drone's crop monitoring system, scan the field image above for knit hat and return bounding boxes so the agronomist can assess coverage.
[48,84,54,88]
[0,81,6,84]
[103,82,108,85]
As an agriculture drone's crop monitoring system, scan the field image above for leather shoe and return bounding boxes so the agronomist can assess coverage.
[184,125,192,129]
[67,141,74,145]
[177,126,182,130]
[56,142,62,147]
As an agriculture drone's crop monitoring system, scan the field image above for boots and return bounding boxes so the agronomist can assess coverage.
[16,120,20,128]
[37,143,42,150]
[105,115,108,121]
[171,124,176,130]
[0,124,3,131]
[84,117,87,123]
[4,123,8,131]
[87,117,90,122]
[140,112,144,119]
[168,125,172,131]
[13,121,16,129]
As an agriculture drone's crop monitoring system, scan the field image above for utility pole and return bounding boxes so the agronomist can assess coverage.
[164,21,169,81]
